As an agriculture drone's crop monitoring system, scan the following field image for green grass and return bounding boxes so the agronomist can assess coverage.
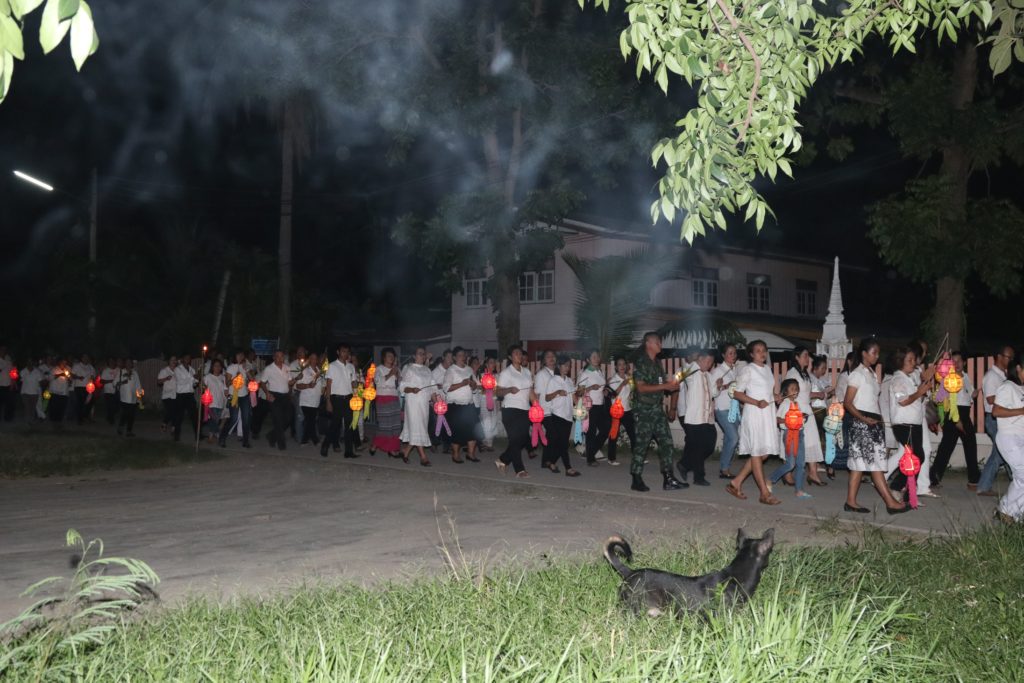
[0,430,225,478]
[3,525,1022,681]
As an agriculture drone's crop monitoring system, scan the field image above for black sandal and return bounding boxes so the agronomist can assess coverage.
[547,464,560,474]
[826,467,836,480]
[566,469,581,477]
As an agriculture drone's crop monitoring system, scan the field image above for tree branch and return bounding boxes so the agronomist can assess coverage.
[714,0,761,144]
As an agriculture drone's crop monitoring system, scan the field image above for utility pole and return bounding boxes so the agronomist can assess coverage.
[88,167,98,342]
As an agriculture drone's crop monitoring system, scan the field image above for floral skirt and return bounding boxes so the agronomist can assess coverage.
[847,412,887,472]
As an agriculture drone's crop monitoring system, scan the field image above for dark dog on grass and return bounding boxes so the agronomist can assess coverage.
[603,529,775,616]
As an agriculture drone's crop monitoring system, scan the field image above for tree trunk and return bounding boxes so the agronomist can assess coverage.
[493,270,520,357]
[278,102,295,350]
[933,42,976,350]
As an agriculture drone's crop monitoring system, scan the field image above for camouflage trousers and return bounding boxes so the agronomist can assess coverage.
[631,404,676,476]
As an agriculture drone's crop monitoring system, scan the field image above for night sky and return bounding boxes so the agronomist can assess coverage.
[1,0,1020,355]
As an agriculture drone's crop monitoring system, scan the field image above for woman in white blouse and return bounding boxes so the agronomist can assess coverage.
[116,359,142,437]
[400,346,437,466]
[887,347,935,493]
[785,347,827,487]
[993,357,1024,523]
[495,344,536,478]
[295,353,324,446]
[725,340,781,506]
[578,349,610,465]
[369,348,402,458]
[933,351,979,488]
[443,347,481,464]
[476,355,501,451]
[843,338,907,514]
[540,355,580,476]
[605,357,633,467]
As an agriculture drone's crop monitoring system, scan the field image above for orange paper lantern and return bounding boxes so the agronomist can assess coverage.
[349,395,363,412]
[85,381,95,394]
[784,402,803,457]
[363,386,377,402]
[609,398,625,440]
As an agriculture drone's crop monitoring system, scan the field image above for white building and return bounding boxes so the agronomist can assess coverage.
[451,217,837,356]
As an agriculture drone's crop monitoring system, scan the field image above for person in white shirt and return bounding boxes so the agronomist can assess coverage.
[288,346,309,443]
[171,353,199,442]
[19,359,44,424]
[116,359,142,437]
[0,345,13,422]
[786,347,827,487]
[219,349,255,449]
[578,349,610,465]
[768,379,812,498]
[606,357,633,467]
[400,346,438,466]
[157,357,178,433]
[538,354,580,476]
[429,349,454,454]
[495,344,537,477]
[48,358,73,425]
[979,345,1016,496]
[71,353,96,424]
[295,352,324,446]
[710,343,741,479]
[368,348,403,457]
[679,349,716,486]
[534,350,559,466]
[202,359,229,441]
[442,347,481,463]
[261,350,295,451]
[99,358,119,425]
[933,351,979,487]
[992,357,1024,523]
[842,338,907,515]
[725,341,779,504]
[476,355,502,451]
[886,346,936,494]
[323,343,360,458]
[829,352,855,477]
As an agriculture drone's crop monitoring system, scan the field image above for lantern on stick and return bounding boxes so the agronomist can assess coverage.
[247,380,259,408]
[41,389,51,412]
[783,402,804,458]
[85,381,96,404]
[365,363,377,389]
[136,388,145,410]
[727,382,741,423]
[362,385,376,419]
[572,398,587,444]
[823,402,845,464]
[94,375,103,391]
[480,371,497,410]
[350,389,364,431]
[433,396,451,437]
[528,401,547,448]
[9,368,19,382]
[201,388,213,422]
[943,371,963,424]
[898,444,921,509]
[609,398,625,441]
[230,374,244,408]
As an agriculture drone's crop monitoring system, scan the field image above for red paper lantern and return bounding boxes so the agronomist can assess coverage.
[898,444,922,509]
[86,381,96,395]
[8,368,18,382]
[609,398,625,440]
[201,388,213,406]
[480,372,496,391]
[433,398,448,415]
[529,402,544,424]
[247,380,259,393]
[936,357,954,378]
[94,376,103,389]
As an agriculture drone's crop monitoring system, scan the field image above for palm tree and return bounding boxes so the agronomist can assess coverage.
[562,249,742,359]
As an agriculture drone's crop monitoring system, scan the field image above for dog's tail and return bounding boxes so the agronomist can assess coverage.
[603,535,633,579]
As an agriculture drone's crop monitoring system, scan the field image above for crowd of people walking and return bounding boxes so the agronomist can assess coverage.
[0,335,1020,523]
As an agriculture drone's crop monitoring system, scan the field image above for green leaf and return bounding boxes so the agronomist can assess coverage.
[39,0,70,54]
[989,39,1013,76]
[57,0,77,21]
[68,0,91,70]
[15,0,43,14]
[0,0,10,18]
[0,14,23,59]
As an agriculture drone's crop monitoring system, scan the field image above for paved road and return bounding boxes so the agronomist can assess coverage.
[0,423,1003,620]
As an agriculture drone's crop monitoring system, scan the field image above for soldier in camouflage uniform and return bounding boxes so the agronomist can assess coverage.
[630,332,688,492]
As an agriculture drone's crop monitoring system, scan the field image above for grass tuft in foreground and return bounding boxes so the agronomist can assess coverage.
[0,429,224,478]
[2,525,1022,681]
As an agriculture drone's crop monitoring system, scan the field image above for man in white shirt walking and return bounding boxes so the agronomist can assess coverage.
[979,345,1016,496]
[261,350,295,451]
[171,353,198,442]
[323,343,360,458]
[71,353,96,424]
[678,349,716,486]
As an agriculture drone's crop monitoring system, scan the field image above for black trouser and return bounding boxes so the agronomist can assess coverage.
[890,423,924,490]
[105,393,119,425]
[267,391,291,449]
[172,392,198,441]
[74,387,89,423]
[585,403,611,463]
[219,399,252,446]
[324,395,359,454]
[542,415,573,469]
[49,394,69,423]
[500,407,530,473]
[606,410,635,463]
[680,423,715,479]
[933,411,978,484]
[301,406,320,444]
[0,386,13,421]
[251,398,268,437]
[118,402,136,434]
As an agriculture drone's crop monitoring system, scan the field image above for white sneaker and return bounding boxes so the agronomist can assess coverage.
[595,452,606,461]
[918,490,940,498]
[608,460,621,466]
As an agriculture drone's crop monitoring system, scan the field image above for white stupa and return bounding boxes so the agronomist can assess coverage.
[817,257,851,361]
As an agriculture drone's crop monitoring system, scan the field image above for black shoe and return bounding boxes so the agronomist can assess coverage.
[886,505,910,515]
[344,452,358,459]
[587,461,599,467]
[631,475,650,492]
[675,461,689,482]
[333,445,341,453]
[320,445,329,458]
[242,442,252,448]
[663,474,688,490]
[843,503,870,513]
[693,477,711,486]
[300,440,309,446]
[218,440,226,448]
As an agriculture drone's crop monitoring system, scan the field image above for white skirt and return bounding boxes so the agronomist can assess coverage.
[803,412,824,463]
[739,403,780,457]
[400,393,432,447]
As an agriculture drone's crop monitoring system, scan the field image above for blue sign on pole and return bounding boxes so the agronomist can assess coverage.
[251,338,279,358]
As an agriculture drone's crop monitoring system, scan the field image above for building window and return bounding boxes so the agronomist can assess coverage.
[519,270,554,303]
[465,278,489,308]
[746,273,771,312]
[691,267,719,308]
[796,279,817,316]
